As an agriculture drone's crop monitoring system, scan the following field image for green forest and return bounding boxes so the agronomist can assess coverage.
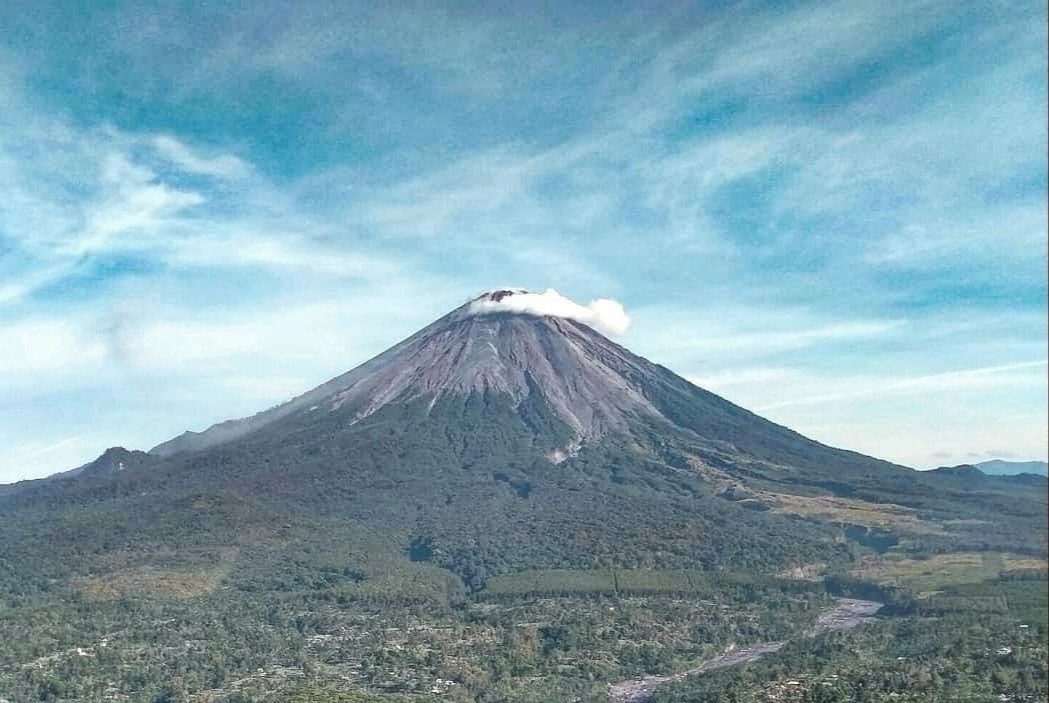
[1,392,1045,701]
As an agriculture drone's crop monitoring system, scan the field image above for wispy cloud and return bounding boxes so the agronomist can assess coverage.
[753,360,1049,411]
[0,93,410,308]
[686,357,1048,468]
[3,435,86,478]
[626,304,911,366]
[680,320,907,355]
[151,135,251,180]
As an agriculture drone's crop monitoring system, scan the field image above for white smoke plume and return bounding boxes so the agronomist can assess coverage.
[467,288,631,336]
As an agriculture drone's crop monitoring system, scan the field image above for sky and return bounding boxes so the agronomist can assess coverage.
[0,0,1046,482]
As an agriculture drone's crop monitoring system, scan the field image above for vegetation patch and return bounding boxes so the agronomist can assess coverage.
[283,687,424,702]
[765,491,943,534]
[656,574,1049,703]
[481,569,616,597]
[74,564,229,600]
[477,568,825,603]
[849,552,1048,592]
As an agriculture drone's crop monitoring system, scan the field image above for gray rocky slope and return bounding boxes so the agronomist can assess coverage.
[152,290,665,458]
[149,289,913,484]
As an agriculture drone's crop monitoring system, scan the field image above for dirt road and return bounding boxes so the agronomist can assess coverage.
[607,598,882,703]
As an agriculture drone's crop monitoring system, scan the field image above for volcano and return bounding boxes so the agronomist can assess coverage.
[148,289,901,480]
[1,289,1045,703]
[2,290,1044,592]
[152,289,661,460]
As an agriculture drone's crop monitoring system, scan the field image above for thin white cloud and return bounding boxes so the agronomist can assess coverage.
[0,89,406,309]
[76,178,205,257]
[1,435,86,482]
[0,265,71,305]
[124,302,375,370]
[634,311,908,361]
[467,288,631,336]
[755,360,1049,411]
[864,202,1049,266]
[695,321,907,354]
[151,135,251,179]
[687,367,796,389]
[683,358,1048,468]
[686,359,1047,411]
[0,318,108,375]
[796,407,1049,471]
[166,232,402,280]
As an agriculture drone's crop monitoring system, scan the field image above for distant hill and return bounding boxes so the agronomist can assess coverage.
[976,459,1049,477]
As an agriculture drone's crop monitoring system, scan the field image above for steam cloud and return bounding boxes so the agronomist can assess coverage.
[467,288,631,336]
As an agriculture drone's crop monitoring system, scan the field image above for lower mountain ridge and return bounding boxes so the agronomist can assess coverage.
[974,459,1049,477]
[1,291,1045,702]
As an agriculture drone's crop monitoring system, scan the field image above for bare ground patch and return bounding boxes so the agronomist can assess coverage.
[75,563,231,600]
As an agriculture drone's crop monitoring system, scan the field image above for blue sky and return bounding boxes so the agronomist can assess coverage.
[0,0,1046,482]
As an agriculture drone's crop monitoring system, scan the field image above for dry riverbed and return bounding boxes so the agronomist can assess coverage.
[607,598,883,703]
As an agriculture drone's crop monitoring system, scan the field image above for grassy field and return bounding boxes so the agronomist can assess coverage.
[766,491,944,534]
[849,552,1047,592]
[480,569,618,597]
[477,568,821,601]
[75,565,230,600]
[285,689,424,702]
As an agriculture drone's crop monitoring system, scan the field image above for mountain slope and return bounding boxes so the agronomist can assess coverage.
[151,299,662,458]
[148,291,908,486]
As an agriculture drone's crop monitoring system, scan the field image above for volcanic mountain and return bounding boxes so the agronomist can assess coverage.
[151,289,661,460]
[2,290,1045,596]
[148,290,900,480]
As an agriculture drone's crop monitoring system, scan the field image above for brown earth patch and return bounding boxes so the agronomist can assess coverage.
[849,552,1048,591]
[762,492,944,535]
[75,564,229,600]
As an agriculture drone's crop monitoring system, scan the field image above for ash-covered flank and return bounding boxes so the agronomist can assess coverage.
[148,288,909,491]
[152,291,660,457]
